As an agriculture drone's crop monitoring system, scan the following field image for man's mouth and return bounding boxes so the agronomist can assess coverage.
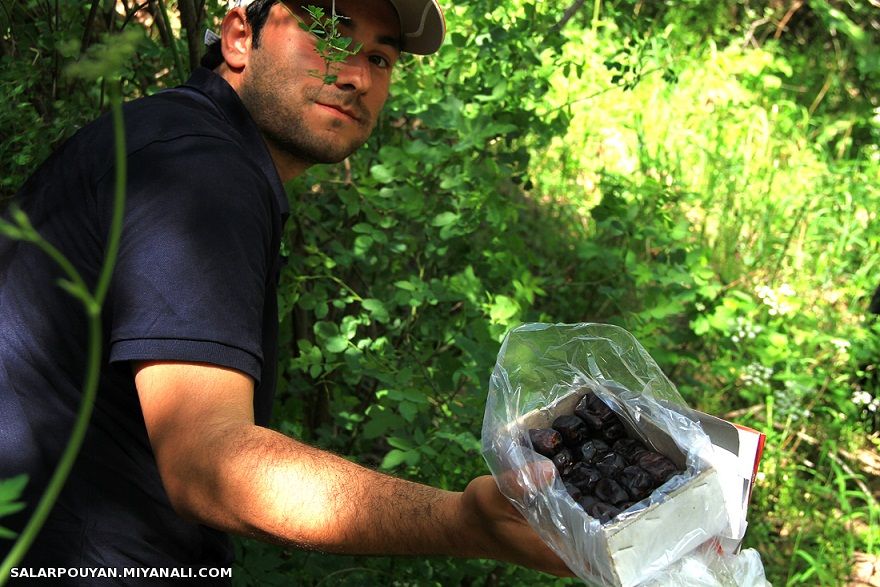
[316,102,362,123]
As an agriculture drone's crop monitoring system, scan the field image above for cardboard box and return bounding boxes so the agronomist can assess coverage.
[513,386,765,587]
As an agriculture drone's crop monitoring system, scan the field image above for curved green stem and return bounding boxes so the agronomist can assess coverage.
[0,313,102,585]
[0,78,127,586]
[95,81,127,306]
[26,231,93,308]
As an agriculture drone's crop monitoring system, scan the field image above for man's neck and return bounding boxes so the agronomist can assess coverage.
[217,64,312,183]
[265,141,313,183]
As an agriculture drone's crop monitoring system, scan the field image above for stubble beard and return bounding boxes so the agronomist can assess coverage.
[239,55,374,166]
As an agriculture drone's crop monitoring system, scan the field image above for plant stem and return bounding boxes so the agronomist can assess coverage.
[0,78,127,586]
[0,314,102,586]
[95,81,127,306]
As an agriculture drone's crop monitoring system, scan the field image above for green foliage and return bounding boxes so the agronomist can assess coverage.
[3,0,878,585]
[529,3,879,583]
[65,25,146,82]
[0,476,27,541]
[0,0,186,202]
[294,3,363,84]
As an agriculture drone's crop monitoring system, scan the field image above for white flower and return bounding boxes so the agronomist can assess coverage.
[852,391,873,406]
[740,362,774,388]
[755,283,795,316]
[831,338,851,351]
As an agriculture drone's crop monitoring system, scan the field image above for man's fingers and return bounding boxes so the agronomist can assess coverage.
[464,475,576,578]
[494,460,557,503]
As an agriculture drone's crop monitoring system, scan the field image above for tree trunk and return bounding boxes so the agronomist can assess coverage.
[177,0,203,72]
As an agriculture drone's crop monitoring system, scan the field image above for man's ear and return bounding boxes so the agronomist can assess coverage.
[220,7,252,71]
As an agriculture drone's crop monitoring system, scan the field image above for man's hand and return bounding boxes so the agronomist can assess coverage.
[458,475,575,578]
[134,361,572,576]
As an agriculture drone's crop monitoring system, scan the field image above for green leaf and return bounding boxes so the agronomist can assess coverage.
[403,450,421,466]
[0,526,18,540]
[325,336,349,353]
[0,474,27,538]
[474,80,508,102]
[768,332,789,347]
[0,474,28,502]
[313,320,339,339]
[361,298,390,323]
[691,316,710,336]
[419,444,438,457]
[370,164,395,183]
[398,401,418,422]
[387,436,415,451]
[388,389,429,405]
[314,301,329,319]
[362,408,399,440]
[0,502,25,517]
[380,449,408,469]
[489,295,519,323]
[353,234,373,255]
[434,432,480,452]
[431,212,459,228]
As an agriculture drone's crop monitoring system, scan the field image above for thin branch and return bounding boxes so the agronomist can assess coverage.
[121,1,152,31]
[774,0,804,40]
[80,0,101,55]
[155,0,186,84]
[177,0,202,72]
[550,0,587,34]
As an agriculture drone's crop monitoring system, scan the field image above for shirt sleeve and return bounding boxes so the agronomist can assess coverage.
[103,135,275,384]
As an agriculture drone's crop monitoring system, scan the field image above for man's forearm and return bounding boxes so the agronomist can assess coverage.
[136,362,571,576]
[175,423,477,557]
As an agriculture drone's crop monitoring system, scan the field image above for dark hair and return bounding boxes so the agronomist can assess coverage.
[199,0,278,70]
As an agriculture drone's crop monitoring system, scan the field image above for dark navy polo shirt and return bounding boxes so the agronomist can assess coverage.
[0,68,288,579]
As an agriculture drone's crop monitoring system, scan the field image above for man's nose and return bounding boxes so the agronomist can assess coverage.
[333,52,371,94]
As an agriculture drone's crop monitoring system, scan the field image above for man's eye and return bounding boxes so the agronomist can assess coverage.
[369,55,390,69]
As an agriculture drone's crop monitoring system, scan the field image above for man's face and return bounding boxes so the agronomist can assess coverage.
[238,0,401,167]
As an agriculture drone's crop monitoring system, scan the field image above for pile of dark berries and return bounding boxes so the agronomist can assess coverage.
[528,392,684,524]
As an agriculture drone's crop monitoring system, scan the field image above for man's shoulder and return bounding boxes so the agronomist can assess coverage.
[13,70,283,220]
[122,87,242,150]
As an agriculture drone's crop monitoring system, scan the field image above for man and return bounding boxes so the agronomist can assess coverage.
[0,0,571,581]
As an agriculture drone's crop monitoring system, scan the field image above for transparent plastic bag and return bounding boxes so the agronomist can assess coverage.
[481,323,767,586]
[644,545,770,586]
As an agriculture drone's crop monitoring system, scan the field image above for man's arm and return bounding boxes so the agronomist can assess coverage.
[133,361,572,577]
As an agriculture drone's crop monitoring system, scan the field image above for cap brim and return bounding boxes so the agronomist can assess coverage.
[208,1,446,56]
[388,0,445,55]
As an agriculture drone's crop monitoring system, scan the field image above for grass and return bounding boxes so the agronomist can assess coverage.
[531,21,880,585]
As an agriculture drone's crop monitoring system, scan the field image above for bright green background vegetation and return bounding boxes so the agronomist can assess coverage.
[2,0,878,585]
